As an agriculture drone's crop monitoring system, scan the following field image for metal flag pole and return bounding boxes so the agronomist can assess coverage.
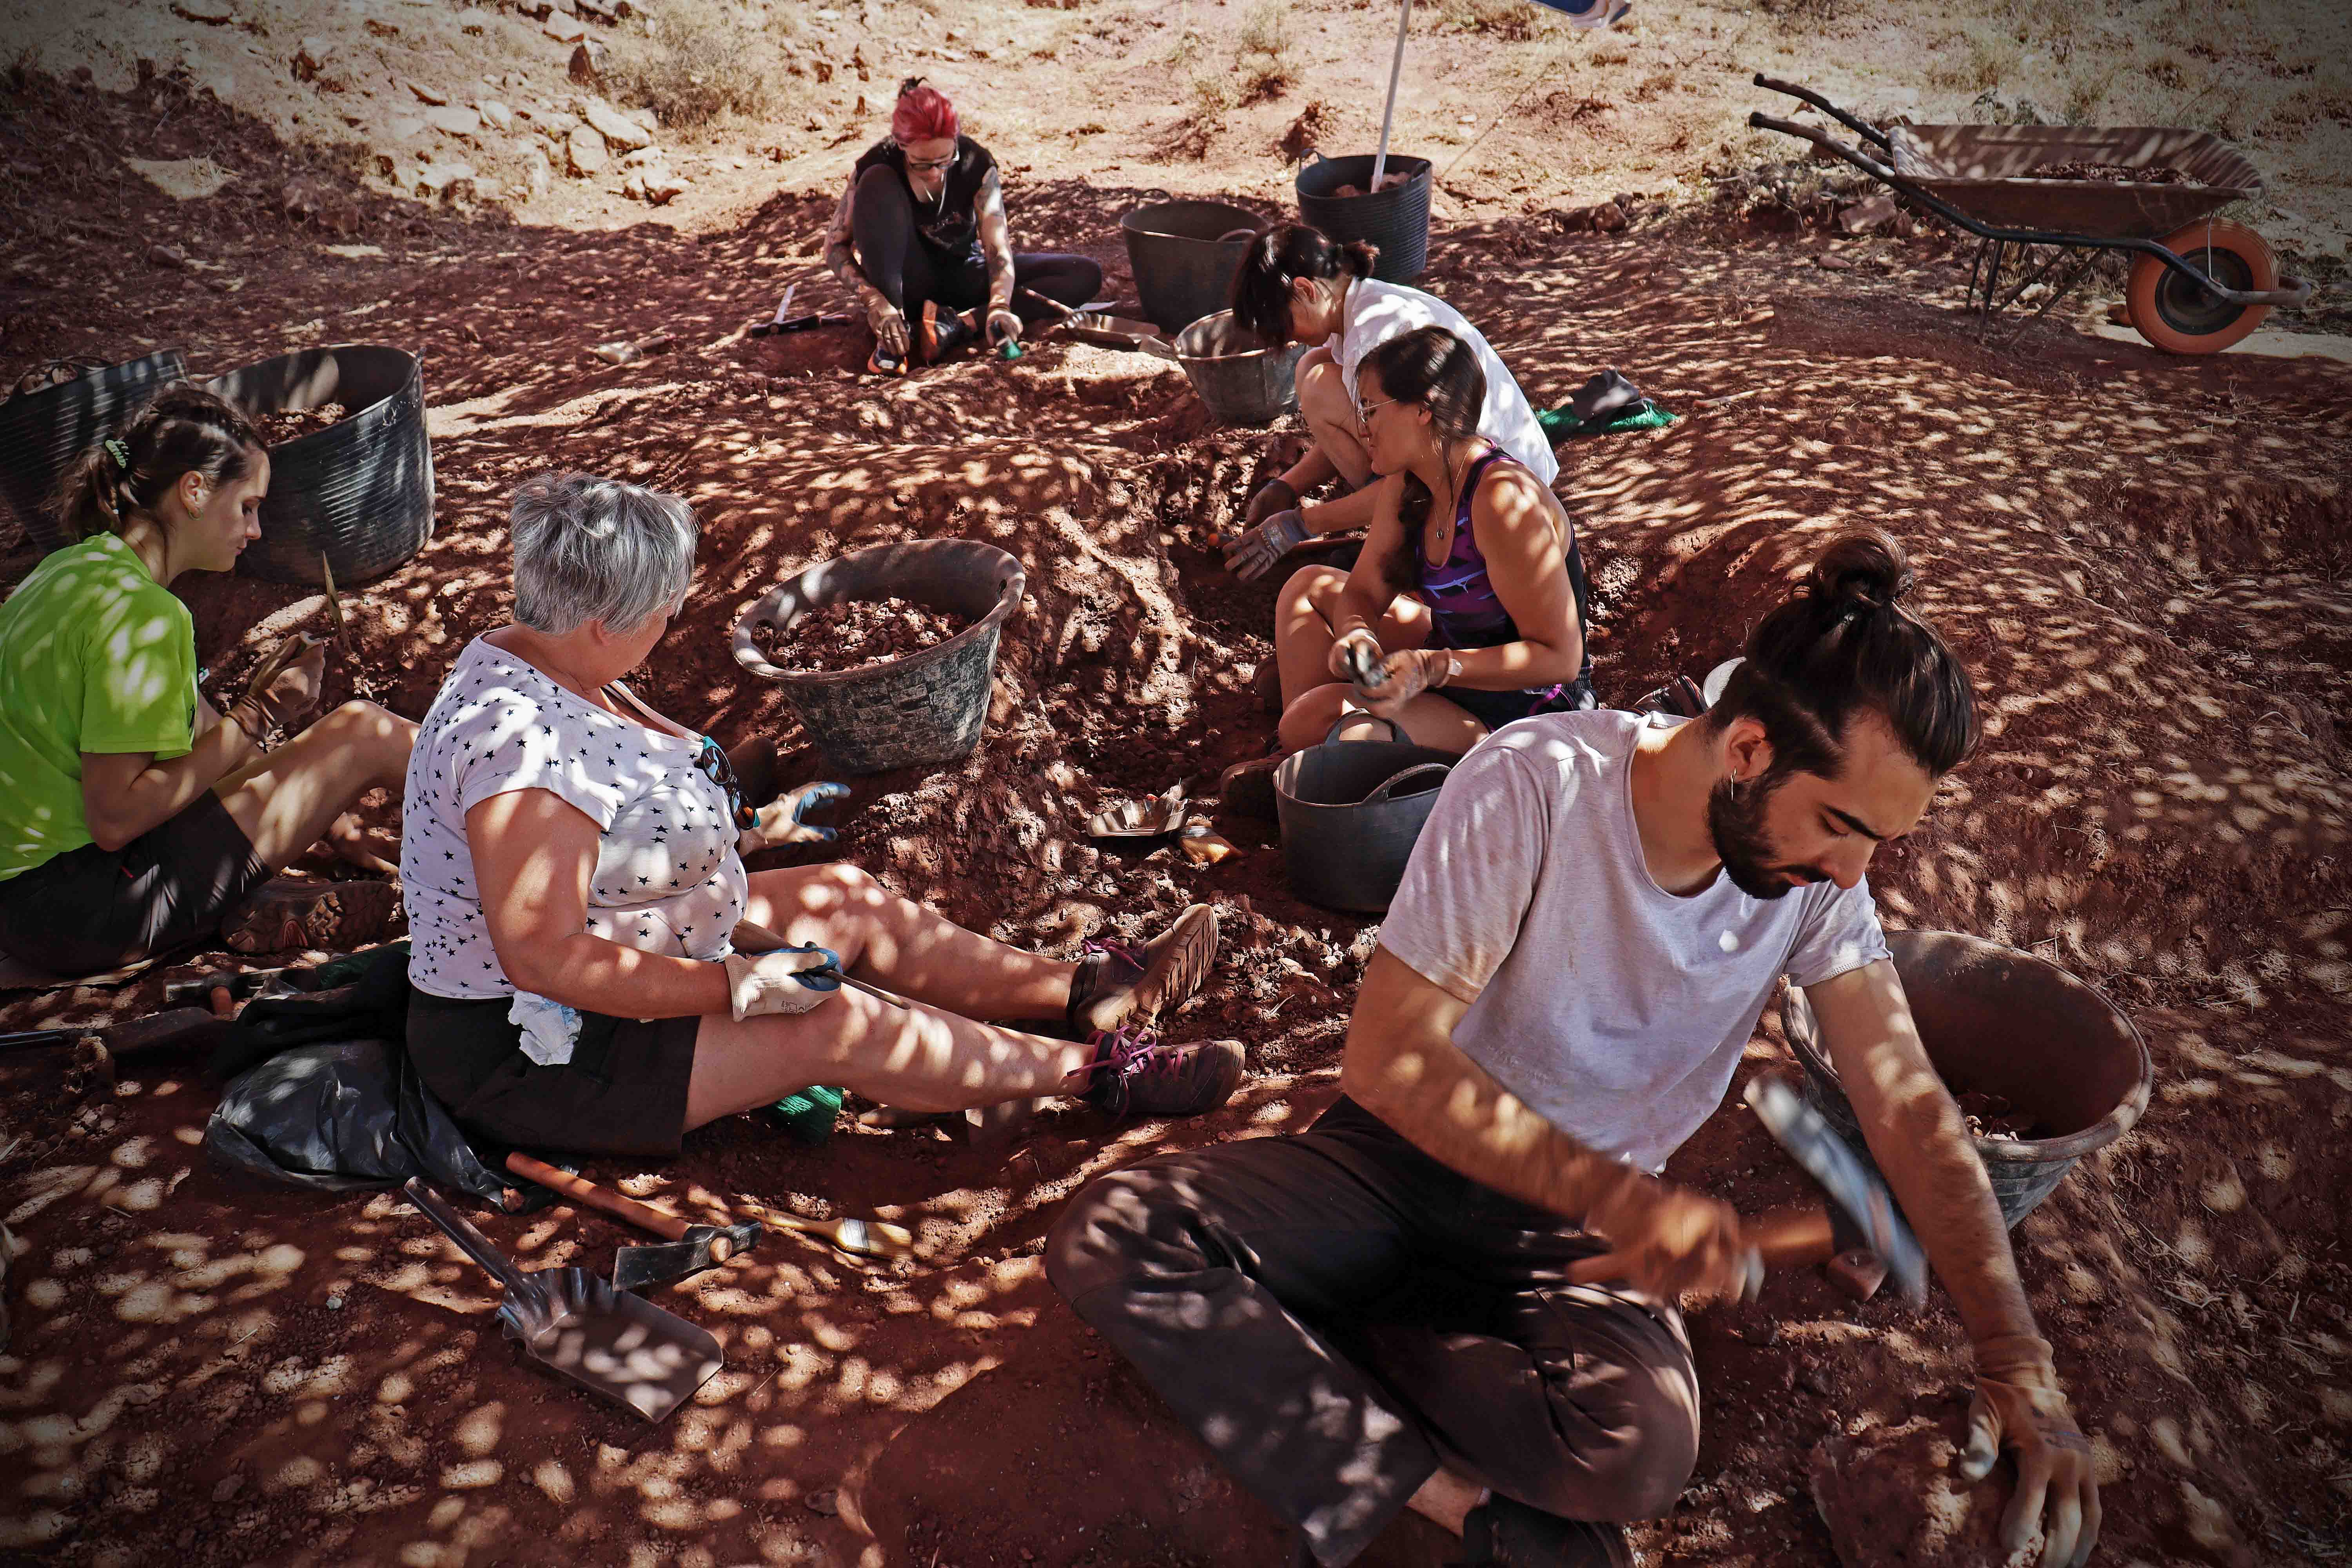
[1371,0,1414,189]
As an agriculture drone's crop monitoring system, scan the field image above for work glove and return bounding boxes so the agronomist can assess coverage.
[864,288,909,361]
[986,307,1022,347]
[1566,1179,1764,1307]
[1961,1333,2101,1568]
[1243,476,1299,528]
[1325,627,1385,685]
[1354,648,1456,720]
[737,780,851,855]
[232,634,327,736]
[1225,509,1309,582]
[722,945,839,1020]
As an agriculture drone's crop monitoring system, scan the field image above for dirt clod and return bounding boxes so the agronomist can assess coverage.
[254,401,348,445]
[755,596,973,674]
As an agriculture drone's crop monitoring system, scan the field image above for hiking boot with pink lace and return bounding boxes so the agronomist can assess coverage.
[1065,904,1220,1037]
[1072,1025,1244,1120]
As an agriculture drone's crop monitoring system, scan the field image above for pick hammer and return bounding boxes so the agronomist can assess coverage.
[505,1153,761,1293]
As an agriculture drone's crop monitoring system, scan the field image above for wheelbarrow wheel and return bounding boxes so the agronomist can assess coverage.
[2125,220,2276,355]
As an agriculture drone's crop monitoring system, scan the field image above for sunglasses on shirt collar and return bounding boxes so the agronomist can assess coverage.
[692,734,757,832]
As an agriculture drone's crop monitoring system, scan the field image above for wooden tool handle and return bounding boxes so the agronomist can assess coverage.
[1749,1206,1838,1269]
[505,1152,691,1243]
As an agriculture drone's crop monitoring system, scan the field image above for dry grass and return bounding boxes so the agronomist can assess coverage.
[610,0,779,129]
[1234,2,1293,105]
[1436,0,1549,39]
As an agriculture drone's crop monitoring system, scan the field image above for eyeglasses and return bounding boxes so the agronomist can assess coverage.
[1355,394,1402,430]
[693,734,755,831]
[897,144,958,172]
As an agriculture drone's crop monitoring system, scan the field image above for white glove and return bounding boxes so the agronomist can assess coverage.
[864,289,908,359]
[1224,509,1309,582]
[722,947,838,1020]
[1325,627,1385,684]
[986,307,1022,346]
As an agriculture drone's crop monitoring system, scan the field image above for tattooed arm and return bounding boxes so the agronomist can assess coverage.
[975,165,1017,320]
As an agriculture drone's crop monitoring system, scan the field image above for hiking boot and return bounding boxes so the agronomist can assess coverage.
[867,341,908,377]
[1071,1025,1244,1120]
[1065,904,1220,1036]
[1219,753,1284,822]
[221,876,403,955]
[1458,1496,1632,1568]
[918,300,980,363]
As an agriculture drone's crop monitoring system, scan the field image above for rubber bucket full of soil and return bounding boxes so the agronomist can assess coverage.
[202,344,434,587]
[732,541,1025,776]
[1779,929,2153,1228]
[1148,310,1307,426]
[0,349,187,556]
[1120,200,1266,336]
[1296,153,1433,284]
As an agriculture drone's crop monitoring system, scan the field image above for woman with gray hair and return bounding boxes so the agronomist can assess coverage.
[400,473,1241,1159]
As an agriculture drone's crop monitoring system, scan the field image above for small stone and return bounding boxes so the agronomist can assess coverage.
[291,37,332,80]
[514,0,551,16]
[1814,252,1858,271]
[325,1295,344,1310]
[543,12,586,43]
[1838,194,1900,235]
[569,40,608,82]
[144,243,191,270]
[172,0,234,22]
[566,124,607,176]
[425,104,479,139]
[211,1474,243,1502]
[476,99,512,132]
[405,79,448,106]
[581,98,650,151]
[804,1489,839,1516]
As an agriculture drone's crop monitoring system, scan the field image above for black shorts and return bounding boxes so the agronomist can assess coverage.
[1436,677,1596,734]
[407,988,702,1160]
[0,791,271,976]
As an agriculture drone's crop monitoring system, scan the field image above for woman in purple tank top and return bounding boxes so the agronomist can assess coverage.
[1222,327,1592,806]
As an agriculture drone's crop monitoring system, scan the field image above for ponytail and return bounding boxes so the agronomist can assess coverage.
[1708,528,1978,779]
[1230,223,1379,346]
[51,381,262,544]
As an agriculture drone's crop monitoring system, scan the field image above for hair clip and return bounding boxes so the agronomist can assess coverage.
[103,437,131,472]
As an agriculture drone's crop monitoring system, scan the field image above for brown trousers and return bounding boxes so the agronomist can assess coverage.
[1047,1097,1700,1566]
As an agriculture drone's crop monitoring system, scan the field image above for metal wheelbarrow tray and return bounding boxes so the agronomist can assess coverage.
[1748,74,2314,353]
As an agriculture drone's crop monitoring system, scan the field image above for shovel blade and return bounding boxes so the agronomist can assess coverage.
[1745,1074,1929,1307]
[501,1266,724,1423]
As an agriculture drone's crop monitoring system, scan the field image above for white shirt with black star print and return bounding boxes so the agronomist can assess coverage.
[401,637,750,1000]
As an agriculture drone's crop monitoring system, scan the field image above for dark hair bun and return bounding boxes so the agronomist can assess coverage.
[1808,527,1915,615]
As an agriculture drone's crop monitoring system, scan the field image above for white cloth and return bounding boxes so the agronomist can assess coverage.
[1378,709,1889,1173]
[1329,278,1559,486]
[508,991,583,1067]
[402,636,750,1000]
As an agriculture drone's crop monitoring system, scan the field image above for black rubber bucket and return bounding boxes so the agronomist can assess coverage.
[1120,200,1266,336]
[0,350,188,556]
[731,540,1025,776]
[203,345,434,586]
[1275,719,1456,912]
[1146,310,1307,426]
[1296,154,1434,284]
[1780,929,2153,1228]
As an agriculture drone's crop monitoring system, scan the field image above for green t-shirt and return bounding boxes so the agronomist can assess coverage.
[0,533,198,879]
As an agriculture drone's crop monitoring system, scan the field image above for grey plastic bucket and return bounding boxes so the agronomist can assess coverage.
[731,540,1025,776]
[1295,154,1433,284]
[0,350,187,556]
[1275,718,1456,912]
[1148,310,1306,426]
[1779,929,2152,1228]
[203,345,435,586]
[1120,200,1265,335]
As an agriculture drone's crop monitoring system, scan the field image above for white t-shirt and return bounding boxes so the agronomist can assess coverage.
[1379,709,1889,1172]
[1332,278,1558,486]
[401,636,750,1000]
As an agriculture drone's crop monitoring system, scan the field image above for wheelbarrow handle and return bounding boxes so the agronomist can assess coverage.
[1748,113,1900,186]
[1750,74,1892,151]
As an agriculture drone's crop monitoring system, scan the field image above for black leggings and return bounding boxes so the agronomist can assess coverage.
[850,163,1101,324]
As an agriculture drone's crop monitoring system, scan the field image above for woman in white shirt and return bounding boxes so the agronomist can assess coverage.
[401,473,1241,1158]
[1221,224,1557,583]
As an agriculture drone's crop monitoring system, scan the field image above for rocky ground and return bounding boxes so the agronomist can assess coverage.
[1,2,2349,1565]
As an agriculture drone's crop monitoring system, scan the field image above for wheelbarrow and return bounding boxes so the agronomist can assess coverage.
[1748,75,2314,353]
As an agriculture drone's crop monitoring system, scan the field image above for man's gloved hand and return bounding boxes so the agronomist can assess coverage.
[738,781,851,855]
[1224,510,1310,582]
[1962,1334,2101,1568]
[1567,1180,1764,1307]
[722,946,839,1020]
[234,634,327,735]
[1243,477,1299,528]
[986,307,1023,347]
[864,289,909,360]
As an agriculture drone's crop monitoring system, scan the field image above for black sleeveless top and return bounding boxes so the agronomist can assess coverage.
[852,134,997,268]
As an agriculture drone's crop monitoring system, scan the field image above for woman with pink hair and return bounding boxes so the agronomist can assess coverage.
[820,78,1102,376]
